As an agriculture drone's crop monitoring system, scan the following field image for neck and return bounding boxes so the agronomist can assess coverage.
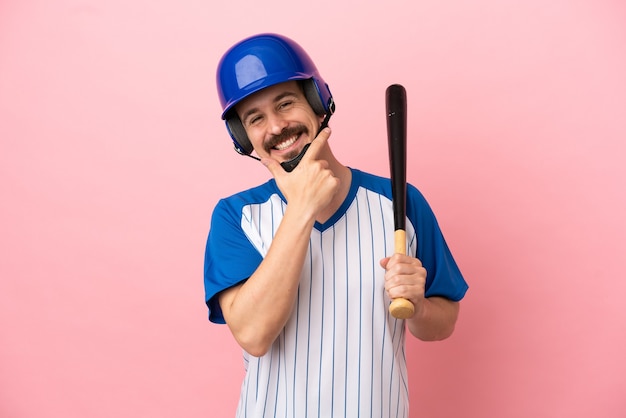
[316,158,352,224]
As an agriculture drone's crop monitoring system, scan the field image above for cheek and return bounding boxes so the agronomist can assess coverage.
[245,129,267,154]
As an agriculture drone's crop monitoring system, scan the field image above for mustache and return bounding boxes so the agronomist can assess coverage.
[264,125,308,153]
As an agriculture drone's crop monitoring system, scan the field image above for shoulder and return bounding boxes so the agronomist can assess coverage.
[214,179,280,213]
[351,168,426,202]
[350,168,392,196]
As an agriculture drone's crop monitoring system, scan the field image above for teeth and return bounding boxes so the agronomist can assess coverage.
[275,136,297,150]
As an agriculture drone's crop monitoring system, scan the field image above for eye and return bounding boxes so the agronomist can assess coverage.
[247,115,262,126]
[278,100,294,110]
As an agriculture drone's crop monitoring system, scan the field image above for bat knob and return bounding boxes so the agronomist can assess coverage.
[389,298,415,319]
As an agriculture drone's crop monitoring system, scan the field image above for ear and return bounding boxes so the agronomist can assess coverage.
[226,116,254,155]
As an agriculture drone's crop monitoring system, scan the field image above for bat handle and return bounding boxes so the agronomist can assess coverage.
[389,229,416,319]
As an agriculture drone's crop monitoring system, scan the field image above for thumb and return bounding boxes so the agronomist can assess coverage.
[261,157,283,177]
[379,257,390,269]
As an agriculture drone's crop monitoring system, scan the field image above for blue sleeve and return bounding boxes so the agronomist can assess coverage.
[203,198,263,324]
[407,184,468,301]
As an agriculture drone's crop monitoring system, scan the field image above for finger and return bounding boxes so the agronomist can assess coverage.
[389,253,423,268]
[379,257,390,269]
[301,126,331,161]
[261,156,284,178]
[381,254,411,274]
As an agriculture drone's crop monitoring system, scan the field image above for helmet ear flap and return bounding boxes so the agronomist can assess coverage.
[301,80,325,115]
[301,79,333,116]
[226,116,254,155]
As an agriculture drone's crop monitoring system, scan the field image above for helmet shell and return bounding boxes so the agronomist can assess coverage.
[217,33,333,120]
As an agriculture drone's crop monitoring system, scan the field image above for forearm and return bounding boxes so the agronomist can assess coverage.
[406,297,460,341]
[219,209,316,356]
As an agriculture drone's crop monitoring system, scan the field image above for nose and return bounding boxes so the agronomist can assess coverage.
[266,112,289,136]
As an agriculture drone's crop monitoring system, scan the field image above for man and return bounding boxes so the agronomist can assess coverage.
[204,33,468,418]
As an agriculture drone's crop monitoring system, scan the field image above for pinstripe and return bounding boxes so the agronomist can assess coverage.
[330,225,337,418]
[343,216,349,418]
[261,342,273,416]
[304,242,312,418]
[378,192,389,418]
[366,191,376,418]
[292,284,299,418]
[316,235,325,418]
[355,194,363,418]
[272,338,280,418]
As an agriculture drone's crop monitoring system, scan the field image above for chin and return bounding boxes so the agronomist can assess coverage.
[282,150,300,161]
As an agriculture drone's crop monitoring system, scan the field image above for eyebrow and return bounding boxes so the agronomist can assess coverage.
[240,90,299,123]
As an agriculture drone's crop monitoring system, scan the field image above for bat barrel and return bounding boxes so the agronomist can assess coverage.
[386,84,407,232]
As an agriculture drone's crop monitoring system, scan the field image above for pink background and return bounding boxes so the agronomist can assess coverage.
[2,0,625,417]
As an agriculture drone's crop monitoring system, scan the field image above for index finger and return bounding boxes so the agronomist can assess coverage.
[302,126,331,161]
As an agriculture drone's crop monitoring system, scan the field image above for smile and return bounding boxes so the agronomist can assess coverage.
[273,135,299,150]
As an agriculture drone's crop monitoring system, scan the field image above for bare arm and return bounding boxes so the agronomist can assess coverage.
[218,208,317,356]
[406,296,459,341]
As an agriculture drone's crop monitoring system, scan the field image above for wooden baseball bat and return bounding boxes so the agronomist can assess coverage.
[386,84,415,319]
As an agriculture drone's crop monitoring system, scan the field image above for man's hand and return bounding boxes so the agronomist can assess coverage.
[262,127,339,222]
[380,253,427,311]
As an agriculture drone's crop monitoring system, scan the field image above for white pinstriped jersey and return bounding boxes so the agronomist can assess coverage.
[204,168,468,418]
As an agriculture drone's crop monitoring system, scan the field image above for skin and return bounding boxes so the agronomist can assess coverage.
[218,81,460,357]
